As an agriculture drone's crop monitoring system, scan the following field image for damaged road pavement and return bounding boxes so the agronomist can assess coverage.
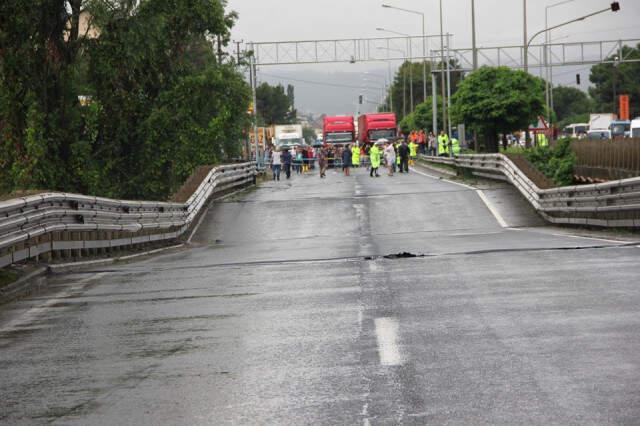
[1,167,639,424]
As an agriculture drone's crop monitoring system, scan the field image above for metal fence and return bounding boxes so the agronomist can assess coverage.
[570,138,640,182]
[0,163,257,269]
[418,154,640,227]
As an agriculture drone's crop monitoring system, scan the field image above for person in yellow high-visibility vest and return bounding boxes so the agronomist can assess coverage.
[408,140,418,165]
[536,133,549,147]
[351,144,360,167]
[394,141,401,173]
[369,143,381,177]
[451,137,460,156]
[438,131,450,156]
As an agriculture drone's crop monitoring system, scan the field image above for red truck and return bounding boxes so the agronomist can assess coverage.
[323,116,355,146]
[358,113,397,145]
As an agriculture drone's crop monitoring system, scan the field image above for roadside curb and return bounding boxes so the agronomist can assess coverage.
[0,266,48,305]
[48,244,185,274]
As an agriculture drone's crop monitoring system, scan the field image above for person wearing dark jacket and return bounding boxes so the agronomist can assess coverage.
[398,140,410,173]
[281,149,293,179]
[342,145,353,176]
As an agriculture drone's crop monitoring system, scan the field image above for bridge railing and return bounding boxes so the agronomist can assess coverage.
[0,162,257,269]
[418,154,640,227]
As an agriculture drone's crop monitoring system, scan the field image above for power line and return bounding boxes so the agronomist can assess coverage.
[258,72,369,90]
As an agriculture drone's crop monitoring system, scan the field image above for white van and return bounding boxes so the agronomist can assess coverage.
[631,118,640,139]
[586,129,612,140]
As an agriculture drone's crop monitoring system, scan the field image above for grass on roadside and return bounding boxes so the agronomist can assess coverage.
[0,190,47,202]
[0,269,18,289]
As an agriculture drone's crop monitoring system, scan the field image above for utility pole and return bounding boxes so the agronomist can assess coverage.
[217,35,224,64]
[471,0,478,70]
[439,0,447,134]
[446,34,453,138]
[422,14,427,107]
[234,40,243,65]
[249,52,259,166]
[432,71,438,135]
[523,0,528,72]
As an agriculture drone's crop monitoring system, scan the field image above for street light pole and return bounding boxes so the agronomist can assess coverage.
[377,47,407,116]
[381,4,427,104]
[527,5,621,52]
[377,28,413,113]
[545,0,577,132]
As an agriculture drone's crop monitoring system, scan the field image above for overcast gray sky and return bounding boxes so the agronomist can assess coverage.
[226,0,640,116]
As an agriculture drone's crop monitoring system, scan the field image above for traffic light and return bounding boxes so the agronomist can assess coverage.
[611,2,620,12]
[576,74,581,85]
[359,95,363,105]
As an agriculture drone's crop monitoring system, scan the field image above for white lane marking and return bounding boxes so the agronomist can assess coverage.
[0,272,107,333]
[411,167,476,190]
[475,189,509,228]
[374,317,403,366]
[411,167,509,228]
[549,233,629,245]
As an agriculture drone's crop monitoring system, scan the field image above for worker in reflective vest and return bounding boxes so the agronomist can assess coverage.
[369,143,381,177]
[537,133,549,147]
[394,141,401,172]
[451,137,460,156]
[351,144,360,167]
[408,140,418,165]
[438,131,450,156]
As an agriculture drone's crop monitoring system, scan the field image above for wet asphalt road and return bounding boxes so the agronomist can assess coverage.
[1,166,639,425]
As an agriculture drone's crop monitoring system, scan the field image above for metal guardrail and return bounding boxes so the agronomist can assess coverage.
[418,154,640,227]
[0,163,257,268]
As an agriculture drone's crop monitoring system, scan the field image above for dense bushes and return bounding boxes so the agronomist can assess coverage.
[525,138,576,186]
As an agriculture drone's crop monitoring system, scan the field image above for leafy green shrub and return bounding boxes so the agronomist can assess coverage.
[525,138,576,186]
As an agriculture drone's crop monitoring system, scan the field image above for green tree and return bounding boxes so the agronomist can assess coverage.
[0,0,87,192]
[256,83,296,125]
[85,0,246,199]
[451,66,545,152]
[384,59,461,121]
[303,127,317,144]
[552,86,593,125]
[589,44,640,118]
[398,96,443,134]
[1,0,251,199]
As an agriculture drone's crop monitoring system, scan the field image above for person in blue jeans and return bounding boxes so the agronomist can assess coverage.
[271,149,282,181]
[281,148,293,179]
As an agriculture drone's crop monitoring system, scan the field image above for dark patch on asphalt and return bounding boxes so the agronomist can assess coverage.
[126,341,199,360]
[124,313,238,326]
[383,252,422,259]
[34,399,101,421]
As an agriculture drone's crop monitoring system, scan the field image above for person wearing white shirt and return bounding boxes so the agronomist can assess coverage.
[271,149,282,181]
[384,142,395,176]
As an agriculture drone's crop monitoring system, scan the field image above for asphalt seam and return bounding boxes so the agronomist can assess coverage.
[214,188,476,204]
[119,242,639,271]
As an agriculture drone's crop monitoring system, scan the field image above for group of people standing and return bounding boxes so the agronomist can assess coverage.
[266,145,316,181]
[399,129,461,157]
[368,139,416,177]
[266,130,461,182]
